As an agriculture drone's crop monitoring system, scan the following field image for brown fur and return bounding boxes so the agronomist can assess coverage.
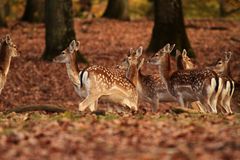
[149,44,219,113]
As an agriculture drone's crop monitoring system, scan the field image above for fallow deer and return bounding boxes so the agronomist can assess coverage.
[179,50,234,113]
[0,35,19,94]
[53,40,138,112]
[207,52,234,113]
[122,46,176,112]
[148,44,222,113]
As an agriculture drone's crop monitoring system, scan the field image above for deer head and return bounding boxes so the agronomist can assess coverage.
[208,51,232,75]
[124,46,144,85]
[53,40,80,63]
[147,43,175,65]
[0,35,19,57]
[181,49,198,69]
[118,46,144,70]
[127,46,143,66]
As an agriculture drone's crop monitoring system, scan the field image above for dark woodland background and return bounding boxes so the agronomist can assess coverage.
[0,0,240,159]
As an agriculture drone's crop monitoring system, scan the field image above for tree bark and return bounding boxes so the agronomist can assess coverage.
[103,0,129,20]
[148,0,193,57]
[22,0,45,23]
[0,1,8,27]
[42,0,77,61]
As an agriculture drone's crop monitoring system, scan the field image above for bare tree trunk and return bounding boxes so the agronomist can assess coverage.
[148,0,193,56]
[22,0,45,22]
[0,1,8,27]
[219,0,226,17]
[103,0,129,20]
[42,0,76,61]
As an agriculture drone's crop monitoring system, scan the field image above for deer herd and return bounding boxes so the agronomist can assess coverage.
[0,34,239,114]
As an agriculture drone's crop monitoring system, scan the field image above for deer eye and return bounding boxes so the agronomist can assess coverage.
[217,61,222,65]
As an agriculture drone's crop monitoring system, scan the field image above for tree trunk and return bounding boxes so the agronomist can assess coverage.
[148,0,193,57]
[103,0,129,20]
[219,0,226,17]
[42,0,76,61]
[22,0,45,23]
[0,1,8,27]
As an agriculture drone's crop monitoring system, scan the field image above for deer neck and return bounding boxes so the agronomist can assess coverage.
[0,44,12,77]
[126,63,139,86]
[176,55,184,70]
[66,52,80,87]
[158,54,171,85]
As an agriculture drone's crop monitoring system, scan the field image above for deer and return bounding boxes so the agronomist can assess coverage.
[179,50,234,113]
[53,40,138,112]
[0,35,19,94]
[207,52,234,113]
[148,44,223,113]
[121,46,176,112]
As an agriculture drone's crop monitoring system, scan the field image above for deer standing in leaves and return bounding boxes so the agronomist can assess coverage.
[122,46,176,112]
[148,44,223,113]
[178,50,234,113]
[53,40,138,112]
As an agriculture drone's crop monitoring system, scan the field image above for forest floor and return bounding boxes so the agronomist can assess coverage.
[0,18,240,160]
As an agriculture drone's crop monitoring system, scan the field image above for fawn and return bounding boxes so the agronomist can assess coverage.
[179,50,234,113]
[53,40,138,112]
[0,35,19,94]
[148,44,222,113]
[122,46,176,112]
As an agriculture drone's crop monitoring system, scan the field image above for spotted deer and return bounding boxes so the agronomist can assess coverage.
[148,44,222,113]
[179,50,234,113]
[53,40,138,112]
[0,35,19,94]
[122,46,176,112]
[207,52,234,113]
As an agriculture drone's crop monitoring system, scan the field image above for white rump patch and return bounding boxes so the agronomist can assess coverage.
[226,81,231,95]
[81,71,89,86]
[209,78,216,95]
[231,81,235,96]
[217,78,223,95]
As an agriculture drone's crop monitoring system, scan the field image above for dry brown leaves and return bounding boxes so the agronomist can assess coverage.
[0,18,240,159]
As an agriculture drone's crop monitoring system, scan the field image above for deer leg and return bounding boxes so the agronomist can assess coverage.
[176,93,186,108]
[223,81,234,114]
[151,97,159,112]
[210,78,223,113]
[195,101,206,113]
[79,94,100,112]
[200,96,215,113]
[89,100,98,112]
[219,84,229,113]
[121,95,138,111]
[185,102,192,108]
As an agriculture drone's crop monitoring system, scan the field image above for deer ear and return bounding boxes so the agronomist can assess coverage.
[69,40,76,53]
[5,34,11,43]
[136,46,143,57]
[182,49,188,57]
[224,51,232,62]
[75,41,80,51]
[164,43,170,51]
[129,48,134,55]
[169,44,175,52]
[137,58,145,70]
